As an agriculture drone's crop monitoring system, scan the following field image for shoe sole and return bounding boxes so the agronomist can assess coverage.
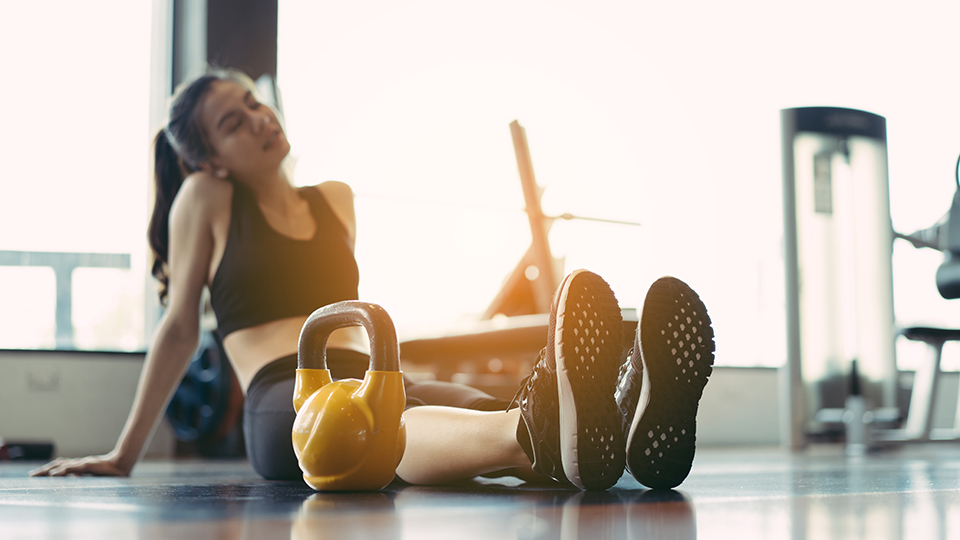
[554,269,626,490]
[626,277,714,489]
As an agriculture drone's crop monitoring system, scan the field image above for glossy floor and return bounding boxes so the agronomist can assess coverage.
[2,445,960,539]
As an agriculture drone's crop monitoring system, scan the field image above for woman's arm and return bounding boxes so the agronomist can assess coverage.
[30,175,223,476]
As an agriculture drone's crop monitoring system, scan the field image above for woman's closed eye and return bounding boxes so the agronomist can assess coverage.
[231,102,262,132]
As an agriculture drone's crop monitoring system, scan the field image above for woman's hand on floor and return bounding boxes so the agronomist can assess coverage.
[29,453,131,477]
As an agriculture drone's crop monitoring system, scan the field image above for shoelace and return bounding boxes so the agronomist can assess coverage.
[507,348,547,411]
[614,349,640,404]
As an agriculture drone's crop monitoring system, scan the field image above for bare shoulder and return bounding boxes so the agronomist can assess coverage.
[314,181,354,206]
[178,171,232,206]
[173,172,233,218]
[313,181,356,240]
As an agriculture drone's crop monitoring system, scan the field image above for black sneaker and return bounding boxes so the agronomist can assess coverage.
[617,277,714,489]
[511,269,626,490]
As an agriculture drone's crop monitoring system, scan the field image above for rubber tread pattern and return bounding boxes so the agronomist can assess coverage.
[514,269,626,490]
[624,276,714,489]
[555,271,626,490]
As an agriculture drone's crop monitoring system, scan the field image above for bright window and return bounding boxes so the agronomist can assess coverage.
[277,0,960,367]
[0,1,153,351]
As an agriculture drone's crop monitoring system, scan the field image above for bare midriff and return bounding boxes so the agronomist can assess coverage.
[223,316,370,394]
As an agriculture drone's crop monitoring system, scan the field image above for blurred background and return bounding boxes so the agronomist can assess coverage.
[2,0,960,456]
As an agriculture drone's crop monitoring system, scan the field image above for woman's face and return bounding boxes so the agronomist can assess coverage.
[197,79,290,180]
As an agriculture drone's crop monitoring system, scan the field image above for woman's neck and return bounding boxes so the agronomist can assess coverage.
[243,170,302,215]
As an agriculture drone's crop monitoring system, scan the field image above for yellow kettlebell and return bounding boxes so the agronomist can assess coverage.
[291,301,406,491]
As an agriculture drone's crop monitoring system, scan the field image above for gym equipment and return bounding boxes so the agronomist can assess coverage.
[880,165,960,443]
[899,159,960,299]
[0,438,54,461]
[875,327,960,442]
[166,331,244,452]
[785,110,960,449]
[780,107,898,449]
[936,187,960,299]
[483,120,564,319]
[400,310,638,385]
[403,120,642,390]
[292,301,406,491]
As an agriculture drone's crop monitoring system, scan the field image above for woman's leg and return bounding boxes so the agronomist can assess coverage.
[404,379,510,411]
[243,356,302,480]
[396,407,530,485]
[398,269,627,490]
[244,270,628,489]
[243,350,529,484]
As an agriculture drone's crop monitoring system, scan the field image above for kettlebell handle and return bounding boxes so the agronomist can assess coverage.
[298,301,400,373]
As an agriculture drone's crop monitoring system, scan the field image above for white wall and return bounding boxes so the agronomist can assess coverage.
[4,351,959,453]
[695,366,960,447]
[697,367,782,446]
[0,351,174,459]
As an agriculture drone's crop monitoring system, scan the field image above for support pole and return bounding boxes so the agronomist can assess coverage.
[510,120,559,314]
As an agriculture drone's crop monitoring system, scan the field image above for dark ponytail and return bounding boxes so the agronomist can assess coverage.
[148,130,188,305]
[148,69,258,305]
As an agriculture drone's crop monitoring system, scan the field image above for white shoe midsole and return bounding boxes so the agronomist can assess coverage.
[556,270,583,489]
[627,350,652,466]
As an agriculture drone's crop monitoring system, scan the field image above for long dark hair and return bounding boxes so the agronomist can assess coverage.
[148,69,257,305]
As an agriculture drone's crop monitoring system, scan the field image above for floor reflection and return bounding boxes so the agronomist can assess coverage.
[292,491,401,540]
[290,486,696,540]
[5,447,960,540]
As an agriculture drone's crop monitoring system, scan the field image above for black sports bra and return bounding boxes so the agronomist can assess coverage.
[209,183,360,339]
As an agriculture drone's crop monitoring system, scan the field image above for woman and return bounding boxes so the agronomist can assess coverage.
[30,70,715,491]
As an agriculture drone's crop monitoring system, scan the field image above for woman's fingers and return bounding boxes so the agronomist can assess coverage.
[28,458,69,476]
[32,457,82,476]
[50,458,92,476]
[29,456,124,477]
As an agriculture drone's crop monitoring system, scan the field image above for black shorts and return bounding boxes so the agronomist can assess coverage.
[243,350,511,480]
